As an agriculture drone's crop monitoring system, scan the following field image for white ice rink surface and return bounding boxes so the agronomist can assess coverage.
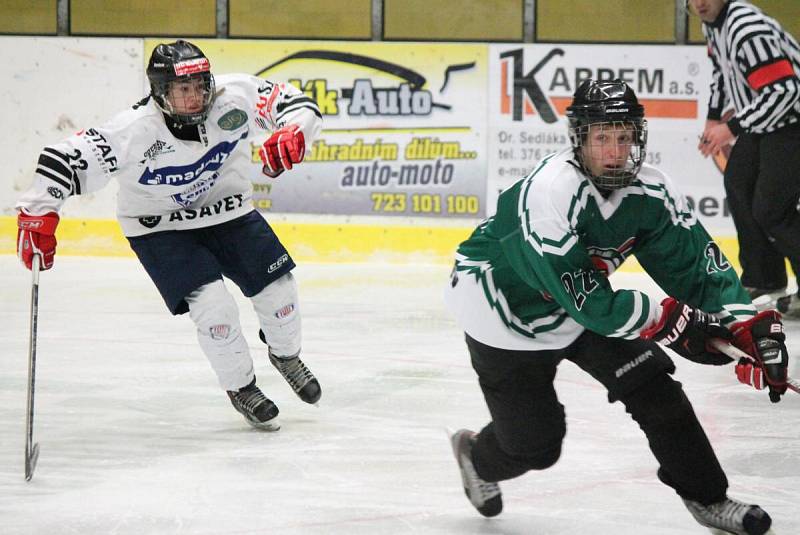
[1,256,798,535]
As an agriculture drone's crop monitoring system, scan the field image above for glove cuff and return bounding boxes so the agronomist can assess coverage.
[18,211,60,235]
[640,297,679,340]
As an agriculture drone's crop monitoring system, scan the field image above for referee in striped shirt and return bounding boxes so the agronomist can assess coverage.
[689,0,800,317]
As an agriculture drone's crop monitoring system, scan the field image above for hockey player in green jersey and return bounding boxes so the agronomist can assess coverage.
[446,79,788,535]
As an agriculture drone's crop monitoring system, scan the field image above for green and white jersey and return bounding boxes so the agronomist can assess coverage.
[445,148,755,350]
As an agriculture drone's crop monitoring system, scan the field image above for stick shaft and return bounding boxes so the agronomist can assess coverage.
[25,254,40,481]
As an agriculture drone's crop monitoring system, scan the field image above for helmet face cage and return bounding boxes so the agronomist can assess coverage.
[566,79,647,191]
[151,72,215,126]
[569,119,648,190]
[147,41,216,126]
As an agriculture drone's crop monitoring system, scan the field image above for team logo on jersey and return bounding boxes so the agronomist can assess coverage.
[143,140,174,159]
[137,134,245,187]
[171,173,219,208]
[217,109,248,131]
[138,216,162,228]
[587,237,636,275]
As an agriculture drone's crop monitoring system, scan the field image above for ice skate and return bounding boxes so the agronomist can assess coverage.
[746,287,787,312]
[682,496,772,535]
[227,378,280,431]
[776,293,800,320]
[257,329,321,404]
[449,429,502,517]
[269,350,321,404]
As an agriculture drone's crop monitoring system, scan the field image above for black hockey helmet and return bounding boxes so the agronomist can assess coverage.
[146,40,215,126]
[566,79,647,190]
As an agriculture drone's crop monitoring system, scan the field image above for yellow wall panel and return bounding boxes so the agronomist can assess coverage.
[689,1,800,43]
[384,0,522,41]
[688,15,704,44]
[71,0,215,36]
[537,0,674,43]
[230,0,371,39]
[753,1,800,41]
[0,0,56,34]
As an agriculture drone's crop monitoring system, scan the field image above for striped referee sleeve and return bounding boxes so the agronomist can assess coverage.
[731,32,800,133]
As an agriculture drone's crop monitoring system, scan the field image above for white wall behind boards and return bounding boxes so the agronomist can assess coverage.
[0,37,143,217]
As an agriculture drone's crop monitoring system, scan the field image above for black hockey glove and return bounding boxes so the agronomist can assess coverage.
[732,311,788,403]
[641,297,734,365]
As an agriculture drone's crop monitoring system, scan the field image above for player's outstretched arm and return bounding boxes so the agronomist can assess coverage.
[641,297,734,365]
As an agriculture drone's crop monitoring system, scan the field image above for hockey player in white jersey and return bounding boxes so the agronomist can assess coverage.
[15,40,323,431]
[445,80,786,534]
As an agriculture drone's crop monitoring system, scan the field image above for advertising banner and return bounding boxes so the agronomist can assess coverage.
[169,39,489,219]
[488,44,735,234]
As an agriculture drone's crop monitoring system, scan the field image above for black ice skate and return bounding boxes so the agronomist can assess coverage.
[682,496,772,535]
[269,351,322,404]
[776,293,800,320]
[227,378,280,431]
[258,329,321,404]
[450,429,502,517]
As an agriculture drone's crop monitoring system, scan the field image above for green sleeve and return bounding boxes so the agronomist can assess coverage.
[634,197,754,326]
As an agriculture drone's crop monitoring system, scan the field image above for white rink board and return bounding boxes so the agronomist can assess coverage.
[0,37,143,218]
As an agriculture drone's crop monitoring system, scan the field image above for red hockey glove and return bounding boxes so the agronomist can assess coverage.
[641,297,733,365]
[17,211,60,270]
[731,311,788,403]
[259,125,305,178]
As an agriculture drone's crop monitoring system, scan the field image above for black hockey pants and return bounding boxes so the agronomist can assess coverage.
[466,331,729,505]
[724,123,800,290]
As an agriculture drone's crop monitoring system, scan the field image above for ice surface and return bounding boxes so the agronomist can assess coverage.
[1,256,798,534]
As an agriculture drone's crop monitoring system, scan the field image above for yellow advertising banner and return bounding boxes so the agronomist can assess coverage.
[145,39,489,218]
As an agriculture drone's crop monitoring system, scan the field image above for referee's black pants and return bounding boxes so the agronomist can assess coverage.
[724,123,800,290]
[465,331,729,505]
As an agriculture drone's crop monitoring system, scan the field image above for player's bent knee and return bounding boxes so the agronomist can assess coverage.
[186,279,242,337]
[251,273,301,356]
[500,427,564,470]
[621,373,692,425]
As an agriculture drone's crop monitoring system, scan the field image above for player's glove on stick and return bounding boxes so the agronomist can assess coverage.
[731,311,788,403]
[17,211,59,270]
[259,125,305,178]
[641,297,733,365]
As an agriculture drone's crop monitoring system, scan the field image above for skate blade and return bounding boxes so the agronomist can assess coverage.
[246,419,281,432]
[708,529,777,535]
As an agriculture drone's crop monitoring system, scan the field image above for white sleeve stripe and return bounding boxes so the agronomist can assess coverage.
[610,291,644,338]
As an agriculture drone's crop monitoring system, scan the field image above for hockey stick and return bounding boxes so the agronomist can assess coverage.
[25,254,41,481]
[710,338,800,394]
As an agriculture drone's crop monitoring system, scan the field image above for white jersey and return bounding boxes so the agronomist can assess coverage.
[17,74,322,236]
